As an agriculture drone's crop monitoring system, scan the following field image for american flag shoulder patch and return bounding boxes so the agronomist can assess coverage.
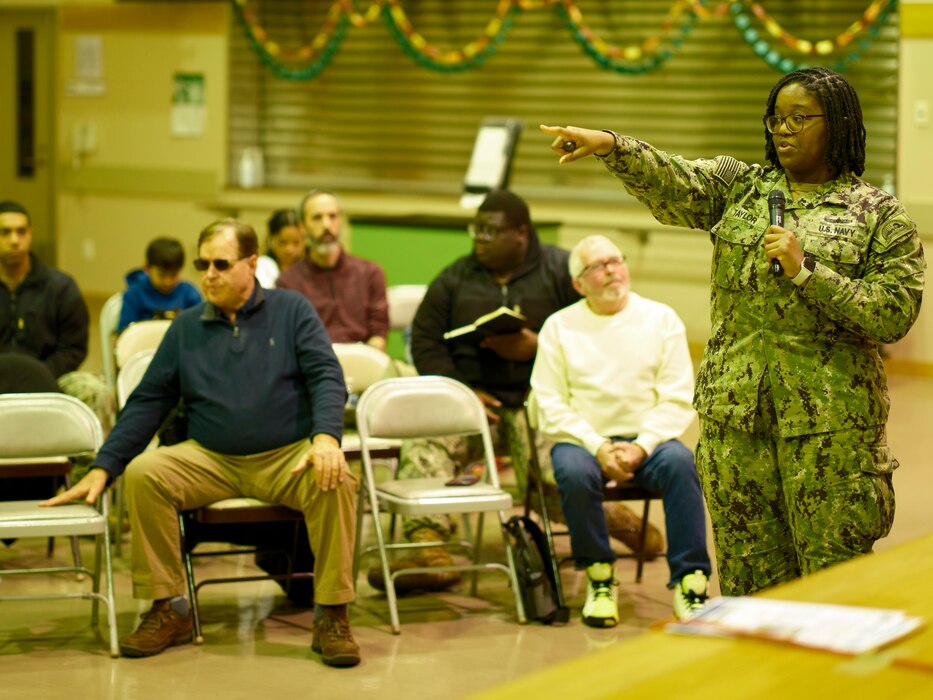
[713,156,741,185]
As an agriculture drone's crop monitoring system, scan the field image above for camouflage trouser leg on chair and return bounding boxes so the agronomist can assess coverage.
[395,406,544,538]
[58,371,116,482]
[369,407,536,593]
[396,434,472,540]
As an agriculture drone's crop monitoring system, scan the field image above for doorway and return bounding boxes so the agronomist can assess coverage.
[0,9,55,264]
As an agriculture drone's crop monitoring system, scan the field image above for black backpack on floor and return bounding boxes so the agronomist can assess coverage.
[505,515,570,625]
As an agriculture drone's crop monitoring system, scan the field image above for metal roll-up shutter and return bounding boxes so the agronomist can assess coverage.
[229,1,898,201]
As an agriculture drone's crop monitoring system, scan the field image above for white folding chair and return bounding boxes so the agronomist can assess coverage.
[353,376,526,633]
[332,340,404,482]
[99,292,123,392]
[114,319,171,370]
[332,342,395,396]
[386,284,427,364]
[0,393,119,657]
[386,284,427,332]
[116,349,155,409]
[112,349,157,555]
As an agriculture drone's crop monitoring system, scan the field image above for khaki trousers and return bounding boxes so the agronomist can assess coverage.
[124,438,358,605]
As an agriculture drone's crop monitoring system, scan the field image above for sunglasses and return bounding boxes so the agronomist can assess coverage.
[193,256,245,272]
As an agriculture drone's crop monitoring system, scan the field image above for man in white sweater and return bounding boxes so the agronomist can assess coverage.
[530,235,711,628]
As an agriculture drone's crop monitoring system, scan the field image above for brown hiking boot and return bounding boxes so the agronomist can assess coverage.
[311,605,360,667]
[603,502,664,557]
[366,527,461,594]
[119,599,193,657]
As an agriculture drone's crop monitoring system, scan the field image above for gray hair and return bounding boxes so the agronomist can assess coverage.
[568,235,623,278]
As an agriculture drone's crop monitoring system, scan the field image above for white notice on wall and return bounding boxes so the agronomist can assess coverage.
[74,35,103,79]
[171,73,206,138]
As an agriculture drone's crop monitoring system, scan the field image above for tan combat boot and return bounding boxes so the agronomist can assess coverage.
[366,526,461,594]
[603,502,664,557]
[119,599,193,658]
[311,604,361,667]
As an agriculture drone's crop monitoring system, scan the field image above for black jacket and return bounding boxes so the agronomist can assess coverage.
[411,233,579,407]
[0,255,89,378]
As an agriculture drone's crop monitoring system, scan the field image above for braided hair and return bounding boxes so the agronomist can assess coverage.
[763,67,866,176]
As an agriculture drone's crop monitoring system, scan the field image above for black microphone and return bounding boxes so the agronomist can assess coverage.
[768,189,786,277]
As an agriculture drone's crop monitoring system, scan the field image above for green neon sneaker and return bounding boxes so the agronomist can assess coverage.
[673,570,709,620]
[582,562,619,628]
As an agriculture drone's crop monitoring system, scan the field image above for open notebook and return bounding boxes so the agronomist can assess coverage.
[665,596,923,655]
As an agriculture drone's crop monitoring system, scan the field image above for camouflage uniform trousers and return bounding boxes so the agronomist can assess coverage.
[695,384,895,597]
[396,405,543,540]
[57,371,116,481]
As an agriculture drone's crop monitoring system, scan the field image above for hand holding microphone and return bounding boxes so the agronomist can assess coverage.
[768,189,786,277]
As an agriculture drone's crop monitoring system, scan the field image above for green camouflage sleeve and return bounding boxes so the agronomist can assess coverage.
[595,131,751,231]
[800,194,925,344]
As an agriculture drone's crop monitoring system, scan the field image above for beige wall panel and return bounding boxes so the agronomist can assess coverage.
[54,3,228,295]
[58,31,227,173]
[58,192,210,297]
[897,38,933,231]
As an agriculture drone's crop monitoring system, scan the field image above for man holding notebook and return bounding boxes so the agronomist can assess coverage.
[365,189,579,594]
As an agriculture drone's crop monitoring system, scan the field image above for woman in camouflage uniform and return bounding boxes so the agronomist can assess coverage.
[541,67,925,596]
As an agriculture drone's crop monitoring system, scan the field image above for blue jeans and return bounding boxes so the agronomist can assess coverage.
[550,439,711,587]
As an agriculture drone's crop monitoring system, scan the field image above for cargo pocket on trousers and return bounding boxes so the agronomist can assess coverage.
[856,443,897,541]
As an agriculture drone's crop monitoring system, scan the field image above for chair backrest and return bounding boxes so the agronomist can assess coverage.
[356,375,499,487]
[332,342,394,395]
[117,349,155,409]
[99,292,123,389]
[357,376,488,440]
[0,393,103,461]
[386,284,427,331]
[114,319,171,369]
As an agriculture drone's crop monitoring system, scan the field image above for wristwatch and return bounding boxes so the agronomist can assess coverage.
[791,257,815,287]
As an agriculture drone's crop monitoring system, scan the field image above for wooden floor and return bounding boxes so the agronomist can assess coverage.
[2,298,931,699]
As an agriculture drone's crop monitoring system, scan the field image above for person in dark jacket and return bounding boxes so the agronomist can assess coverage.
[0,200,89,378]
[0,200,113,435]
[367,189,580,594]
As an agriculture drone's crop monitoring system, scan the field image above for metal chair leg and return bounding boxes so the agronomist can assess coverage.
[101,495,120,657]
[635,499,651,584]
[178,513,204,644]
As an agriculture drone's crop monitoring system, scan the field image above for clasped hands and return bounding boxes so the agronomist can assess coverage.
[597,440,646,484]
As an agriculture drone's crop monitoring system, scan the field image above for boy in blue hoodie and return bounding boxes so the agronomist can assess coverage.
[118,237,201,332]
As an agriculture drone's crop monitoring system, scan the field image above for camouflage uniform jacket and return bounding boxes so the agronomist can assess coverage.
[597,133,925,437]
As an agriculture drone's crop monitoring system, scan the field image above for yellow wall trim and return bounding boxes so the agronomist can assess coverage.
[901,5,933,37]
[884,357,933,378]
[61,4,227,34]
[61,166,219,198]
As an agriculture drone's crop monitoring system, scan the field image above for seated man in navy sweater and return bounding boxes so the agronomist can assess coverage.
[46,219,361,668]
